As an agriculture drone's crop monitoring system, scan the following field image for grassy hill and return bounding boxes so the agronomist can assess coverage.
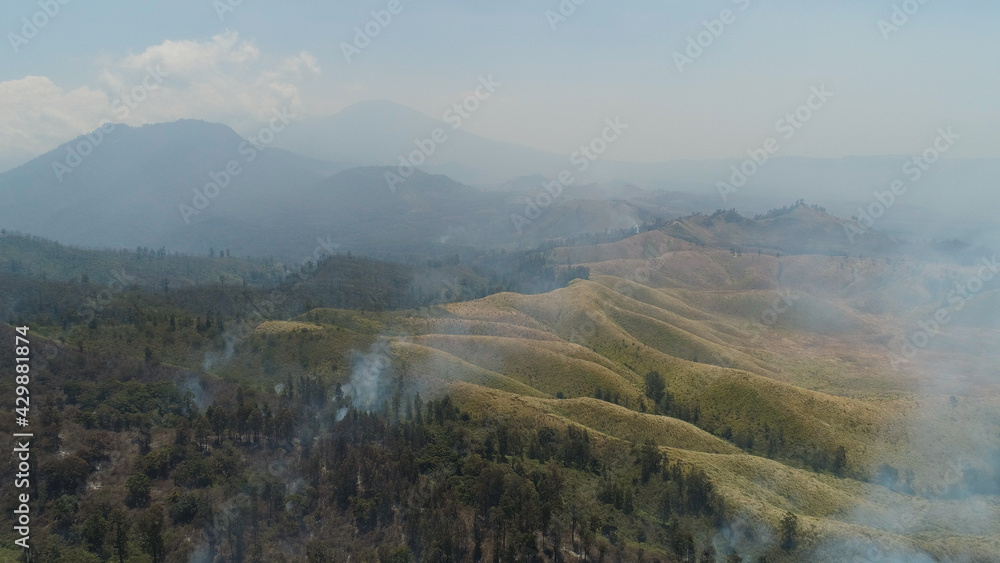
[6,216,1000,561]
[260,230,1000,559]
[660,203,902,258]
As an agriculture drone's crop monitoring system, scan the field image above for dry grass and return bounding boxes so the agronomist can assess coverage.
[282,234,1000,559]
[252,320,325,335]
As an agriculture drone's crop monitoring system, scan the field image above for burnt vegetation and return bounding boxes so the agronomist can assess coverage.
[0,323,751,562]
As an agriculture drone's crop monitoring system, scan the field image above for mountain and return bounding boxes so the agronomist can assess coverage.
[0,121,678,257]
[7,106,993,252]
[7,111,993,265]
[273,100,568,185]
[0,120,496,256]
[0,147,36,174]
[272,102,1000,231]
[0,120,338,253]
[282,166,514,251]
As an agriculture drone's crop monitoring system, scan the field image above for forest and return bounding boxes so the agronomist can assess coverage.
[0,320,784,562]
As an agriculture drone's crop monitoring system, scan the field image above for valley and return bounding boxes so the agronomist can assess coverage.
[4,203,999,561]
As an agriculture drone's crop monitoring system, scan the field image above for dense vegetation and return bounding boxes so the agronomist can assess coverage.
[3,221,999,561]
[0,231,589,317]
[0,322,782,562]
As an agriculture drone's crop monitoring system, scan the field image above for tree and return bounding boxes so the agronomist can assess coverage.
[109,508,131,563]
[832,446,847,477]
[42,455,91,497]
[377,545,413,563]
[126,471,151,508]
[49,494,78,529]
[81,512,108,557]
[639,441,661,484]
[779,512,798,551]
[644,370,665,405]
[170,493,201,525]
[136,506,166,562]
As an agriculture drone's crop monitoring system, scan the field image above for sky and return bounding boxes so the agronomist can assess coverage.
[0,0,997,164]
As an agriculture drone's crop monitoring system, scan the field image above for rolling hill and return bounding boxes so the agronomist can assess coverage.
[251,223,999,560]
[5,200,1000,560]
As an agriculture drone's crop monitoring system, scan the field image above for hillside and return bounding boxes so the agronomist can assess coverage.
[4,207,1000,561]
[262,226,999,559]
[660,204,902,257]
[0,231,286,288]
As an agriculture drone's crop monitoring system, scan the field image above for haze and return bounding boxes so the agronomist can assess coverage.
[2,0,998,168]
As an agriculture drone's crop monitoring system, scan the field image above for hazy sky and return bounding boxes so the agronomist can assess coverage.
[1,0,997,163]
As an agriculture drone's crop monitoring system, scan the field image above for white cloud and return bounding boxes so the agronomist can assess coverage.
[280,51,322,77]
[0,76,110,157]
[117,30,260,75]
[0,31,321,161]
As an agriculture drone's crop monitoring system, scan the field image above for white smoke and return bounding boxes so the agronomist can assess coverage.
[179,374,213,411]
[713,511,775,560]
[343,338,392,412]
[808,537,937,563]
[201,333,237,371]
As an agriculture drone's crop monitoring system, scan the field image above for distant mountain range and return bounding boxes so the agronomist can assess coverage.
[272,101,1000,216]
[0,120,340,255]
[3,101,999,257]
[0,120,673,257]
